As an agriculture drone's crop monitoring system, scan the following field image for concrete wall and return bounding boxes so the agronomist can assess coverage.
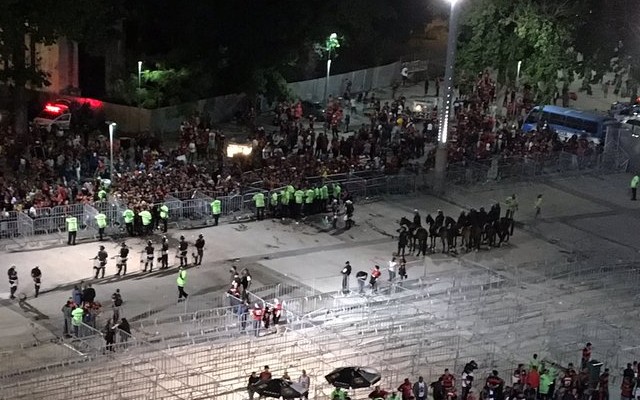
[101,61,402,134]
[102,92,246,134]
[288,61,402,102]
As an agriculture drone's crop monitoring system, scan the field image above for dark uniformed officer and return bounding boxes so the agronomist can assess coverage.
[160,236,169,269]
[116,243,129,276]
[30,266,42,298]
[93,245,108,279]
[194,234,205,266]
[178,236,188,267]
[144,240,155,272]
[8,266,18,300]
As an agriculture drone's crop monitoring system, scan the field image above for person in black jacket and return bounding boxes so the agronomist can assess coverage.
[341,261,352,295]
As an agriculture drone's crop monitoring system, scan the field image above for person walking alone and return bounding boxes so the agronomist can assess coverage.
[30,266,42,298]
[631,174,639,201]
[177,266,188,301]
[8,266,18,300]
[534,194,543,219]
[341,261,352,295]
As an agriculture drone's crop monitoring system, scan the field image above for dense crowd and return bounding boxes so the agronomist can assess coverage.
[0,75,607,215]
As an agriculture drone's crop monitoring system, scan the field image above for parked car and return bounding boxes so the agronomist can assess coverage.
[33,102,71,133]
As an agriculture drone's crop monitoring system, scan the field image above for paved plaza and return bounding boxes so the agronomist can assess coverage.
[1,170,639,398]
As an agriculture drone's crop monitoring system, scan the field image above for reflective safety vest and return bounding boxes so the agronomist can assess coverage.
[631,175,639,188]
[71,307,84,326]
[294,190,304,204]
[98,189,107,200]
[160,205,169,219]
[211,199,221,215]
[253,192,265,208]
[66,216,78,232]
[177,270,187,286]
[280,190,289,205]
[333,183,342,198]
[123,209,134,224]
[305,189,315,204]
[95,213,107,228]
[140,210,152,226]
[270,192,278,206]
[321,185,329,200]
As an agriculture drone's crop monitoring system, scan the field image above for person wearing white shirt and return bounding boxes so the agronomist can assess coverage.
[388,256,397,281]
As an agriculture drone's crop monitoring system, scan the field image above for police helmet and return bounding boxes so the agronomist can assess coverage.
[99,245,105,250]
[198,234,203,238]
[148,240,152,245]
[121,242,126,247]
[180,235,185,240]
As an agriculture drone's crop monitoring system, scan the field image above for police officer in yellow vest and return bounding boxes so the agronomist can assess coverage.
[294,188,304,219]
[253,192,265,220]
[159,204,169,233]
[177,266,188,301]
[210,198,221,226]
[66,214,78,245]
[304,188,315,216]
[95,211,107,241]
[139,208,152,235]
[122,207,134,236]
[270,191,279,218]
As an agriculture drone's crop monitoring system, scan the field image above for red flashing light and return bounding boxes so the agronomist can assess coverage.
[45,104,63,114]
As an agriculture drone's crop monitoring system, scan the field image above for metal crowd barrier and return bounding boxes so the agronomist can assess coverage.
[0,173,422,242]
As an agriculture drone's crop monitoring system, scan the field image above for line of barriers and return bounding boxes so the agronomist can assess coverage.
[0,172,420,247]
[446,149,629,190]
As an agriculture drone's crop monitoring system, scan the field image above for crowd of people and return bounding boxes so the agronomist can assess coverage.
[0,73,609,233]
[240,344,640,400]
[326,345,640,400]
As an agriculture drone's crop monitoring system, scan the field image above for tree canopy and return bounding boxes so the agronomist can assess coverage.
[122,0,428,104]
[456,0,583,102]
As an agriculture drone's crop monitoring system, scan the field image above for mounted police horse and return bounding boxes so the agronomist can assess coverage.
[399,216,419,254]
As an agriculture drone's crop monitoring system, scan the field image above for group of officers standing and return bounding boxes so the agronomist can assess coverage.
[89,234,206,279]
[246,182,344,220]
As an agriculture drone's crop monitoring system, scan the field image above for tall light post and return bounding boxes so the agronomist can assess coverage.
[108,122,117,182]
[322,33,340,104]
[137,61,143,133]
[435,0,462,192]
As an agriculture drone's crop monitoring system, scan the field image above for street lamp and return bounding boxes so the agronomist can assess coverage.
[323,33,340,105]
[138,61,143,89]
[435,0,462,191]
[108,122,117,182]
